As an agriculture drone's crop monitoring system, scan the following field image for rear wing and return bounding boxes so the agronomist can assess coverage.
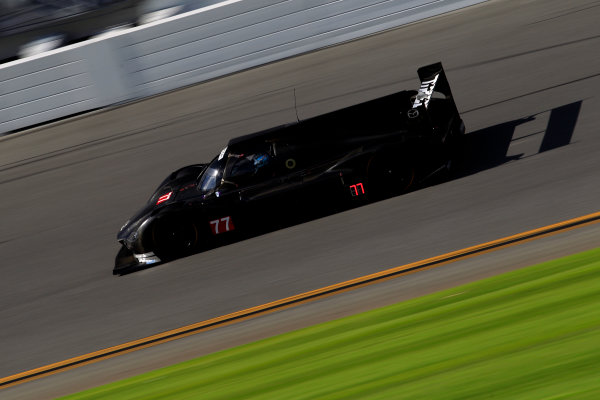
[408,62,460,128]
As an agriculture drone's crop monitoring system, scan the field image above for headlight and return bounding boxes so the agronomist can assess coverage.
[127,230,138,242]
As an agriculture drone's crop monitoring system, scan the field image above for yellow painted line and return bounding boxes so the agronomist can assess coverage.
[2,210,600,389]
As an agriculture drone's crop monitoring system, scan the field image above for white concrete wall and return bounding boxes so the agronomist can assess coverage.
[0,0,488,134]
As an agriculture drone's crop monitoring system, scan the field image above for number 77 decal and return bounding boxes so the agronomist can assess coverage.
[349,182,365,196]
[209,216,235,235]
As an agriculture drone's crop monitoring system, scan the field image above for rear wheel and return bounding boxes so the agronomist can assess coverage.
[368,156,415,199]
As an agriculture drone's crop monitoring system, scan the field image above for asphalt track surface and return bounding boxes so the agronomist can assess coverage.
[2,0,600,397]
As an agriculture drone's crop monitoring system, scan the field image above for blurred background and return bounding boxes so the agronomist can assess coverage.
[0,0,217,62]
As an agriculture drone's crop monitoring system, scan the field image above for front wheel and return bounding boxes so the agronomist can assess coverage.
[150,218,199,259]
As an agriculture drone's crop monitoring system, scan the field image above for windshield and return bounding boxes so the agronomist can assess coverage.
[198,153,226,193]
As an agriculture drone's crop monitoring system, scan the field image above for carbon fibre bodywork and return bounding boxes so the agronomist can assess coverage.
[114,62,465,274]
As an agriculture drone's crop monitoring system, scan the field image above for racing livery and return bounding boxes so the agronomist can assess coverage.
[114,62,464,274]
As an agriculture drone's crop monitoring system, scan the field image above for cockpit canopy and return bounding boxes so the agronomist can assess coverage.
[198,142,275,193]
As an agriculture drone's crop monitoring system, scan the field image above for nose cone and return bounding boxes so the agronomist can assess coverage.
[117,222,136,243]
[117,205,152,244]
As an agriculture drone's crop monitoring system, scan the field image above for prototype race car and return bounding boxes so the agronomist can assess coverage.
[114,62,465,274]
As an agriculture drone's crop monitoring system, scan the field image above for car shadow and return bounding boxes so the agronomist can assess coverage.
[453,100,581,178]
[115,100,582,275]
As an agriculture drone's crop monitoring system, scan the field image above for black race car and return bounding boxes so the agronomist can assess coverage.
[114,62,465,274]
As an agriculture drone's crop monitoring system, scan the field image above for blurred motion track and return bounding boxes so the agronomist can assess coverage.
[2,210,600,388]
[1,0,600,397]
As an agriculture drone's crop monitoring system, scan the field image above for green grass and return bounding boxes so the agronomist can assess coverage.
[62,248,600,400]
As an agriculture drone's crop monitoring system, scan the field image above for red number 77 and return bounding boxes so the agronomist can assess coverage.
[349,183,365,196]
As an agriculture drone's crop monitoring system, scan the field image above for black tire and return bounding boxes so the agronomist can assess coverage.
[151,218,199,259]
[368,156,415,199]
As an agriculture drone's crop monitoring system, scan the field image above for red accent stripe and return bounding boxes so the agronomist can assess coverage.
[156,191,172,205]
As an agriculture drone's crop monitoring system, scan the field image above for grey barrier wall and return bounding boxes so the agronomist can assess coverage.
[0,0,488,134]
